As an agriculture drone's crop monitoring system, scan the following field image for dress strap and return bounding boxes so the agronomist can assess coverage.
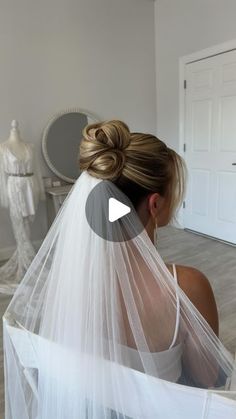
[169,264,180,349]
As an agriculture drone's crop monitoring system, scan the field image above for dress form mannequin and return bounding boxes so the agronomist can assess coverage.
[0,120,45,294]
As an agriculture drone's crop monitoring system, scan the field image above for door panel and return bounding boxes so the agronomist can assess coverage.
[192,100,212,151]
[217,172,236,224]
[191,169,210,216]
[219,96,236,152]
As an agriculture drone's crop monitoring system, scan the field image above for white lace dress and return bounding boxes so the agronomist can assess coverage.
[0,142,45,295]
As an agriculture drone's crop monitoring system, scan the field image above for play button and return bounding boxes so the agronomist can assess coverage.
[108,198,131,222]
[85,180,145,242]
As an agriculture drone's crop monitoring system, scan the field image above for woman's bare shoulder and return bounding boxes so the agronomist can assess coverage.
[166,263,219,335]
[175,264,212,296]
[166,263,209,291]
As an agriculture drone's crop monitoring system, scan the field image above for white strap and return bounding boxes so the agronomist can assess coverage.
[169,264,180,349]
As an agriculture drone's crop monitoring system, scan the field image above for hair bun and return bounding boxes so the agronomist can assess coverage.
[80,120,131,180]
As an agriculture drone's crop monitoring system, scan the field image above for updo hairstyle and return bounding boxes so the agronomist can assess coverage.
[80,120,186,220]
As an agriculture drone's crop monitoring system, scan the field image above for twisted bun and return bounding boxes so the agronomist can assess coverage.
[80,120,131,180]
[79,119,186,221]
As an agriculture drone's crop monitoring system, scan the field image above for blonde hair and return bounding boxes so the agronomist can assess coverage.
[80,120,186,221]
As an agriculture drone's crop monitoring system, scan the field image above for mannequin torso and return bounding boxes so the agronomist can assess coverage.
[2,120,28,161]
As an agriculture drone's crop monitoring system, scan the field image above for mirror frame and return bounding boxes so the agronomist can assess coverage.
[42,108,100,183]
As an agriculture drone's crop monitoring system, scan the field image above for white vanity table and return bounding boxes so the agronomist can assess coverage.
[45,184,72,227]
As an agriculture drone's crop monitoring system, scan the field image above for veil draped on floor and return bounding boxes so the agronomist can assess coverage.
[3,171,236,418]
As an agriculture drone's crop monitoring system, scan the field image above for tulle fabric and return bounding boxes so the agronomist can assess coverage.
[3,171,236,419]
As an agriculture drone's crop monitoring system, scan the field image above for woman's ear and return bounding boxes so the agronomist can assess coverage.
[147,193,160,220]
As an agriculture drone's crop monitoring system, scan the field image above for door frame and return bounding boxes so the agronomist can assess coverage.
[178,38,236,228]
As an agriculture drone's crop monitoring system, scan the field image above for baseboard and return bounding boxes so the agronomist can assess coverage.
[0,239,43,263]
[184,229,236,247]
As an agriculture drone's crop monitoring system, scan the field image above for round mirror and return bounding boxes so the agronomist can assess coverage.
[42,108,99,183]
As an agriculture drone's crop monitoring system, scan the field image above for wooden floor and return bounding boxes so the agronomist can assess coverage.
[0,226,235,418]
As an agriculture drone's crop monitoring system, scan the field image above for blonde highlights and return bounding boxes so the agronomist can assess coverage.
[80,120,186,221]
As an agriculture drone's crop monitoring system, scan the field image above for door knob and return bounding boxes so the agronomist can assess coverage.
[232,163,236,165]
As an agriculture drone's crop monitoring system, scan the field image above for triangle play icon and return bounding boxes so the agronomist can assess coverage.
[108,198,131,222]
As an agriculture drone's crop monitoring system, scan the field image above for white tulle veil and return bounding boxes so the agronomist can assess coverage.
[3,171,236,419]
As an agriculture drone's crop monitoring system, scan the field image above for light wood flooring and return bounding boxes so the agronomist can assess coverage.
[0,226,235,418]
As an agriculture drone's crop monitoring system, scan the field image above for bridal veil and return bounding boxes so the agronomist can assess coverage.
[3,170,236,418]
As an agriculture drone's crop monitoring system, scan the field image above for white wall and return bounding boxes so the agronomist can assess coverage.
[0,0,156,257]
[155,0,236,151]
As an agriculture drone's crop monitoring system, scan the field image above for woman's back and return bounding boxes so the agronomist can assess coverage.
[120,264,182,382]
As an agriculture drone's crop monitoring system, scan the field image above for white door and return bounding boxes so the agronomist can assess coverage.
[183,50,236,244]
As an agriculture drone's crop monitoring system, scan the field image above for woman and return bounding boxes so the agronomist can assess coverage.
[3,120,235,419]
[80,120,219,338]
